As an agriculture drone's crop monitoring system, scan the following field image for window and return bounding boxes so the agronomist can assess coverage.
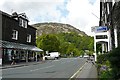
[12,30,18,40]
[23,20,27,28]
[19,18,22,26]
[27,34,31,42]
[19,18,27,28]
[96,35,108,39]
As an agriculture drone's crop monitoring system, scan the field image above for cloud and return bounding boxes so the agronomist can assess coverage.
[0,0,100,36]
[0,0,65,22]
[60,0,100,36]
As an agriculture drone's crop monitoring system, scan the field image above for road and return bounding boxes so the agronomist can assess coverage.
[2,58,86,78]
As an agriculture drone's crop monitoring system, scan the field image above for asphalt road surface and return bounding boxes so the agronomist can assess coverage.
[2,58,86,78]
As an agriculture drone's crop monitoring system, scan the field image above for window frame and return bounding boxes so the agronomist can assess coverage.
[19,18,27,28]
[12,30,18,40]
[27,34,31,43]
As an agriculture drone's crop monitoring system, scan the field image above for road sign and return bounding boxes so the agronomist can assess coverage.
[91,26,108,32]
[96,26,108,32]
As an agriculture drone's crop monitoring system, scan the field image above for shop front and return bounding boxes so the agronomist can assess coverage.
[0,40,43,65]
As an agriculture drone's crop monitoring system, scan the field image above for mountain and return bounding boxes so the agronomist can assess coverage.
[32,22,87,36]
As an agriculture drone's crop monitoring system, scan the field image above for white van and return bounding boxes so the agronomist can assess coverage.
[44,52,60,60]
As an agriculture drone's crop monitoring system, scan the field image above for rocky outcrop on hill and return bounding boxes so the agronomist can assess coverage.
[32,22,87,36]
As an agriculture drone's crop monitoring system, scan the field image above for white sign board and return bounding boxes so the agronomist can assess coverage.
[96,26,108,32]
[91,26,108,32]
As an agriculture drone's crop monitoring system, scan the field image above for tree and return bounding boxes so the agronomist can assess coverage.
[37,34,60,52]
[73,48,80,57]
[59,42,69,56]
[59,42,75,57]
[79,50,84,56]
[36,32,94,57]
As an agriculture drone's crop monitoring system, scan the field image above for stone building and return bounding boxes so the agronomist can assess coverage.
[0,10,43,64]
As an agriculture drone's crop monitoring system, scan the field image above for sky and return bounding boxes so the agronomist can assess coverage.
[0,0,100,36]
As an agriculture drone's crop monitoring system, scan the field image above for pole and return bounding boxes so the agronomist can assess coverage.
[36,52,37,62]
[26,51,28,62]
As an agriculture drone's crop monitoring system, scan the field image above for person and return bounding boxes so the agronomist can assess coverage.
[11,54,16,65]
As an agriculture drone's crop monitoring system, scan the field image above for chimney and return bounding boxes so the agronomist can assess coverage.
[11,12,18,18]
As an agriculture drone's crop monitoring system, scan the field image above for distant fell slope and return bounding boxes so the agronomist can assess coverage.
[32,22,87,36]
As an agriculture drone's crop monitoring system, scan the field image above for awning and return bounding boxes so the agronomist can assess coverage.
[31,47,43,52]
[0,40,43,52]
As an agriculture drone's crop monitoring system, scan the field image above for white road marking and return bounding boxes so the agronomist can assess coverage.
[69,62,86,79]
[54,60,59,61]
[2,65,30,71]
[61,59,76,64]
[30,65,54,72]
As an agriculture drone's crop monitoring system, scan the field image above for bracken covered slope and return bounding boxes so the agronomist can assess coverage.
[32,22,87,36]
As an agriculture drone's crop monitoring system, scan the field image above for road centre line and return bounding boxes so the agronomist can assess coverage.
[30,65,54,72]
[61,59,76,64]
[61,61,71,64]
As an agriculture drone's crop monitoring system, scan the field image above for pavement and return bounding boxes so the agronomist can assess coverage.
[76,60,98,79]
[0,60,46,69]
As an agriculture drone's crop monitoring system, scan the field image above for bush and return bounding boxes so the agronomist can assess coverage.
[108,46,120,68]
[107,46,120,79]
[97,54,108,64]
[97,46,120,79]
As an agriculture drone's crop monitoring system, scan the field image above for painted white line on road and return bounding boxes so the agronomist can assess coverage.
[30,65,54,72]
[54,60,60,61]
[69,62,86,79]
[2,65,30,71]
[61,59,76,64]
[61,61,71,64]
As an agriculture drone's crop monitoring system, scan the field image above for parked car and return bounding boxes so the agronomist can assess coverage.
[83,55,89,58]
[79,55,83,58]
[44,52,60,60]
[90,56,94,61]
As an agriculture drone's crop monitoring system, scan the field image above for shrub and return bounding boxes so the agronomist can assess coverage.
[107,46,120,79]
[97,46,120,79]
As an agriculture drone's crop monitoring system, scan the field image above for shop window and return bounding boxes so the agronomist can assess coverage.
[21,51,26,61]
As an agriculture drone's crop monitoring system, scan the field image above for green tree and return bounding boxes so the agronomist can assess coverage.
[59,42,75,57]
[37,34,60,52]
[59,42,69,56]
[73,48,80,57]
[36,32,94,57]
[79,50,84,56]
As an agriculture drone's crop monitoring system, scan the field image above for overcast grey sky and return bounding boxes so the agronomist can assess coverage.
[0,0,100,36]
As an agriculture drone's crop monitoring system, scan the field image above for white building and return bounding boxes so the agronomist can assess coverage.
[92,26,112,53]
